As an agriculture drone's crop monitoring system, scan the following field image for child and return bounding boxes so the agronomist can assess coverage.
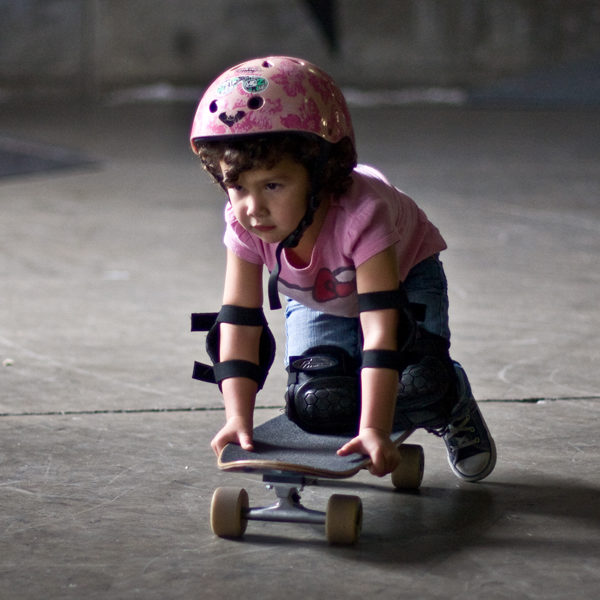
[190,56,496,482]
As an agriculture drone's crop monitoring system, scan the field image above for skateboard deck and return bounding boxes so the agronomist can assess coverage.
[218,413,413,478]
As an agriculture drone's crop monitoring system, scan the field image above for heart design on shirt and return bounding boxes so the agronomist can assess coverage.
[313,268,355,302]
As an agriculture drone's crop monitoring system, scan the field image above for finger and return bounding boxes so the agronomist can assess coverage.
[238,432,254,451]
[369,463,386,477]
[337,439,361,456]
[337,443,351,456]
[369,450,385,477]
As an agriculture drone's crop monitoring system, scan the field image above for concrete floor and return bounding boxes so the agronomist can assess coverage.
[0,99,599,599]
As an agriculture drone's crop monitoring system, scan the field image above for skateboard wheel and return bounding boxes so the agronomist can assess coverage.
[325,494,362,545]
[210,487,249,539]
[391,444,424,490]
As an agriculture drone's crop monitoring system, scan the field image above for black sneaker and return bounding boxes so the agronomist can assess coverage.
[444,364,497,482]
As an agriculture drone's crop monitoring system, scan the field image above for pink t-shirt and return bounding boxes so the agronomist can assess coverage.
[224,164,447,317]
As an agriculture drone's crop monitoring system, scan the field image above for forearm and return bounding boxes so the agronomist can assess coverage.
[359,299,399,435]
[338,247,403,474]
[219,322,261,421]
[221,377,258,422]
[359,368,398,434]
[339,367,400,476]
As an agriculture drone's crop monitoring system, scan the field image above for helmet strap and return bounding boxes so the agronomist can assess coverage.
[268,141,331,310]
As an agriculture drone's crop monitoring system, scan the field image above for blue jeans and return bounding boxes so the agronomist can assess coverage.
[284,255,451,365]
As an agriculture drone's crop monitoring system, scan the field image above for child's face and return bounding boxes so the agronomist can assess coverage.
[220,156,311,244]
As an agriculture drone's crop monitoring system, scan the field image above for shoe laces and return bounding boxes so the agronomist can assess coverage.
[445,414,479,450]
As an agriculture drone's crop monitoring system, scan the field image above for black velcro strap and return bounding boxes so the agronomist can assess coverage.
[357,288,426,321]
[191,312,218,332]
[213,360,262,385]
[217,305,266,327]
[357,288,409,312]
[361,349,403,371]
[192,361,217,383]
[191,306,266,332]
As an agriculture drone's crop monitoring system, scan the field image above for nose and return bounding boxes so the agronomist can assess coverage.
[246,194,267,218]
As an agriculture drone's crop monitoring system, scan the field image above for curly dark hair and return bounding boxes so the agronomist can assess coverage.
[195,132,357,197]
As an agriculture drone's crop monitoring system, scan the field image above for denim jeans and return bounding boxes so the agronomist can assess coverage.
[284,255,451,365]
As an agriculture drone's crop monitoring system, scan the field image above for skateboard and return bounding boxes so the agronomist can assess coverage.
[211,414,424,544]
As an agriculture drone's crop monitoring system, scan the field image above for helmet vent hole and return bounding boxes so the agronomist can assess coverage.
[209,100,218,113]
[247,96,264,110]
[262,60,273,68]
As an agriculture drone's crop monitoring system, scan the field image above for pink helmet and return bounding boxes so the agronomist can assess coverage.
[190,56,354,152]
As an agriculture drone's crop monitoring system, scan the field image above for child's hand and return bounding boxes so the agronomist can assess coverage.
[337,428,400,477]
[210,416,254,457]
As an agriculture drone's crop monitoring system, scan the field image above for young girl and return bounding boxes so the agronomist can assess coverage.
[190,56,496,482]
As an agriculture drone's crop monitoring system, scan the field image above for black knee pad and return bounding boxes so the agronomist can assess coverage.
[285,346,360,435]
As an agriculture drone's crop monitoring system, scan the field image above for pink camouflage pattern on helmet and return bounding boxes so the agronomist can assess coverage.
[190,56,354,152]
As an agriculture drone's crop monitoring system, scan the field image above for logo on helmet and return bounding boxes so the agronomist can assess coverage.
[217,76,269,97]
[242,77,268,93]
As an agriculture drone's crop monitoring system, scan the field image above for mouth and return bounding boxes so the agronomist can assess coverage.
[253,224,276,233]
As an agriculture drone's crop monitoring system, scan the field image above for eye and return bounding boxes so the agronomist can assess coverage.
[223,182,242,192]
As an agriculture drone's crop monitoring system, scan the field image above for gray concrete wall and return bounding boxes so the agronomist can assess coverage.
[1,0,599,101]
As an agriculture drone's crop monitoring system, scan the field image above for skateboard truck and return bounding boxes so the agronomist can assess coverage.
[249,474,327,526]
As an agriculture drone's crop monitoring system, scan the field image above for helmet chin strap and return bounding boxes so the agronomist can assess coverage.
[268,191,318,310]
[267,141,330,310]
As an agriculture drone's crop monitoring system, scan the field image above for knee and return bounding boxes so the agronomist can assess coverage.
[285,346,360,434]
